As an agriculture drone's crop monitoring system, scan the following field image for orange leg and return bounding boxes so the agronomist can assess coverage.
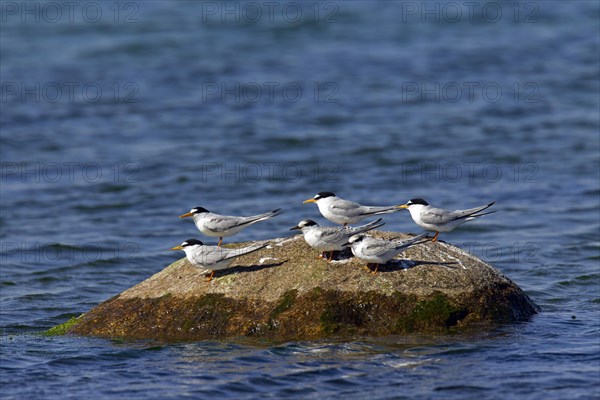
[205,270,215,282]
[363,263,372,272]
[370,264,379,275]
[326,251,334,262]
[431,232,439,242]
[217,237,223,247]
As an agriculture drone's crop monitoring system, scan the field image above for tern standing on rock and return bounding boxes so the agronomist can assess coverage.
[398,199,495,242]
[346,233,428,274]
[303,192,403,226]
[170,239,269,282]
[179,207,282,246]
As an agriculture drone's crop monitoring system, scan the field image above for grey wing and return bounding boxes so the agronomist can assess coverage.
[361,239,395,257]
[329,198,362,217]
[191,247,226,265]
[221,242,268,261]
[236,209,282,225]
[419,207,461,225]
[204,214,244,230]
[449,203,495,219]
[318,227,348,243]
[393,233,428,249]
[358,205,398,215]
[421,203,494,224]
[350,218,385,234]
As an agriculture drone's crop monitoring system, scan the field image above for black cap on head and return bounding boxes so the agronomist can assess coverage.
[407,198,429,206]
[182,238,203,247]
[315,192,335,199]
[300,219,318,227]
[191,207,210,214]
[290,219,319,230]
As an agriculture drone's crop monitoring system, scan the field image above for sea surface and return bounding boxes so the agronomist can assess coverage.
[1,1,599,399]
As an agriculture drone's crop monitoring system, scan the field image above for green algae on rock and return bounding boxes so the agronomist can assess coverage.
[65,232,539,341]
[43,315,83,336]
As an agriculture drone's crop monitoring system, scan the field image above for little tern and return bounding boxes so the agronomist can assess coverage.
[346,233,428,273]
[179,207,282,246]
[398,198,495,242]
[170,238,269,282]
[302,192,402,226]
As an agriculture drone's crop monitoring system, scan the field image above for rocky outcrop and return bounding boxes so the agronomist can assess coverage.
[67,232,539,341]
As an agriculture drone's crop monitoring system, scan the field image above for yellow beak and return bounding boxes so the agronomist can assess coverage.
[179,212,193,218]
[170,245,184,250]
[302,198,317,204]
[397,204,409,209]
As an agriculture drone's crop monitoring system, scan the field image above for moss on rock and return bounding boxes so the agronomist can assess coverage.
[270,289,298,319]
[43,315,82,336]
[399,293,468,332]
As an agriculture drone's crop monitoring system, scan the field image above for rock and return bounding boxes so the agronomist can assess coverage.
[67,232,539,341]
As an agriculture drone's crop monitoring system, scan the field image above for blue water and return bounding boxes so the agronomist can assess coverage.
[1,1,599,399]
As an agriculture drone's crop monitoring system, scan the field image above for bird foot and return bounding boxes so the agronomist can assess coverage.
[326,251,334,262]
[363,264,379,274]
